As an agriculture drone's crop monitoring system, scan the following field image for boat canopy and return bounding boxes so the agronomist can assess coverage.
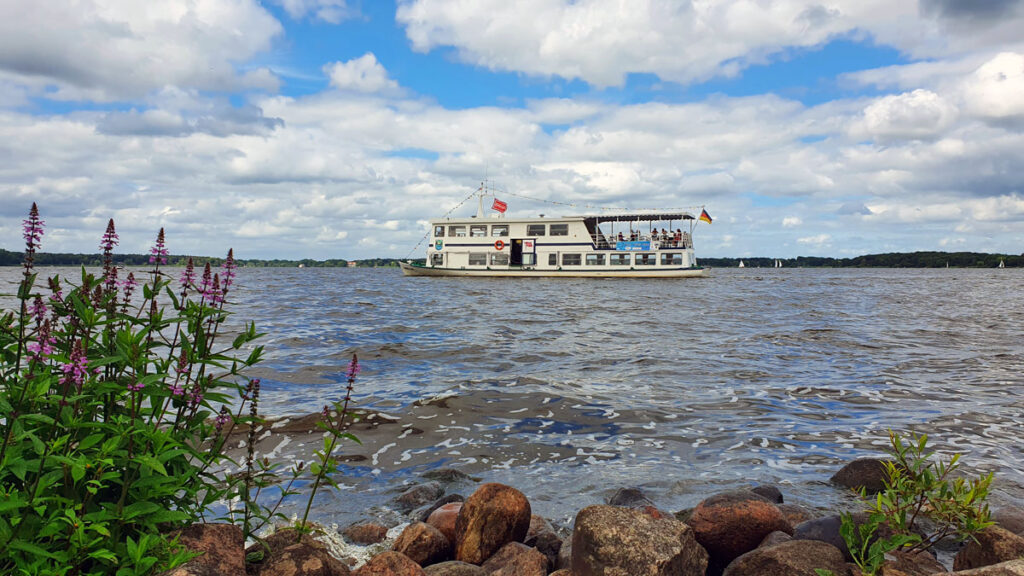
[580,212,695,223]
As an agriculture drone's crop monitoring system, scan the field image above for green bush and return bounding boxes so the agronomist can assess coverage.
[1,205,264,575]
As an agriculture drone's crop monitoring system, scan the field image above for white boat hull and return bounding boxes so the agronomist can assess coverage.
[400,261,709,278]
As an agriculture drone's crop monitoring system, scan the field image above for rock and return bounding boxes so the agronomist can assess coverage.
[415,495,465,523]
[421,561,485,576]
[396,482,446,514]
[527,531,563,569]
[777,503,814,527]
[830,458,891,494]
[353,551,426,576]
[258,543,351,576]
[480,542,548,576]
[882,549,945,576]
[954,526,1024,571]
[673,508,693,523]
[556,539,572,571]
[342,522,391,546]
[571,504,708,576]
[422,468,475,484]
[721,539,849,576]
[164,523,245,576]
[758,531,792,548]
[751,485,784,504]
[686,489,793,572]
[993,506,1024,536]
[392,522,451,567]
[947,558,1024,574]
[550,571,573,576]
[793,516,849,560]
[608,486,655,509]
[426,503,462,545]
[525,514,555,541]
[454,483,531,564]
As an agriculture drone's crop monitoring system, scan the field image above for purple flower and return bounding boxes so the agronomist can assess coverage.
[23,203,44,250]
[180,257,196,291]
[127,380,144,392]
[27,322,55,363]
[120,272,137,303]
[30,296,47,324]
[215,406,230,432]
[60,342,90,392]
[198,262,212,299]
[99,219,118,252]
[168,382,185,396]
[48,277,64,304]
[346,355,360,380]
[209,273,223,305]
[221,248,236,293]
[149,228,168,265]
[189,382,203,407]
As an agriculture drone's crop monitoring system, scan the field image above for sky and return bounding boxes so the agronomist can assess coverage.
[1,0,1023,260]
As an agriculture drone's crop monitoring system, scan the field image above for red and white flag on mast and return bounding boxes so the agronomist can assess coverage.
[491,198,508,213]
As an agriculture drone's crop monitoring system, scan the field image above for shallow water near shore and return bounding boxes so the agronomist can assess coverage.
[3,266,1023,529]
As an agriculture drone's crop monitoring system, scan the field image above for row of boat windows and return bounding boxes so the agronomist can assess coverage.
[431,252,685,266]
[435,224,570,238]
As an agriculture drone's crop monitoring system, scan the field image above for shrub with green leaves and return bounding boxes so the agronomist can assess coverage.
[1,204,264,575]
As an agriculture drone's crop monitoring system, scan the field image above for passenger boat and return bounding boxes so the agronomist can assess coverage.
[400,190,710,278]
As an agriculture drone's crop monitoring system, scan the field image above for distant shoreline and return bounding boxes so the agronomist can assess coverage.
[1,248,1020,268]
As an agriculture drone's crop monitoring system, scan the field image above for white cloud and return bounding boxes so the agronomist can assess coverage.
[273,0,357,23]
[782,216,802,227]
[961,52,1024,120]
[325,54,400,94]
[797,234,832,247]
[856,89,959,141]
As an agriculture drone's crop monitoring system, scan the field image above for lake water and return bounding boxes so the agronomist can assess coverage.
[3,266,1023,528]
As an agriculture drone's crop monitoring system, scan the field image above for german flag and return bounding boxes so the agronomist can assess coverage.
[699,209,712,224]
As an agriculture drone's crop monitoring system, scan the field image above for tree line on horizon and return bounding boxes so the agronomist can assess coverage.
[0,248,1019,268]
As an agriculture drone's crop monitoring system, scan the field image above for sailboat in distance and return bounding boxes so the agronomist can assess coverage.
[738,260,745,268]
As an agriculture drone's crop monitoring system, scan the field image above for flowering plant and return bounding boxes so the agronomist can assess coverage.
[0,204,264,575]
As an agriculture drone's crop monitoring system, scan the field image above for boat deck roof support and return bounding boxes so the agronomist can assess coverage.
[583,213,695,223]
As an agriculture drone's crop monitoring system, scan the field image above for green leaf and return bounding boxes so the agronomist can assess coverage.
[122,501,161,520]
[8,538,59,559]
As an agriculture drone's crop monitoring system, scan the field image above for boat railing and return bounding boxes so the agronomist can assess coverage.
[589,234,692,250]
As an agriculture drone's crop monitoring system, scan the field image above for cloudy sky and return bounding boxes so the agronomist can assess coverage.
[2,0,1023,260]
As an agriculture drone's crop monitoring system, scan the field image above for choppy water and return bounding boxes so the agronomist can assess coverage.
[3,266,1023,528]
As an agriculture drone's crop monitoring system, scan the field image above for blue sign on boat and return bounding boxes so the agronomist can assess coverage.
[616,241,650,251]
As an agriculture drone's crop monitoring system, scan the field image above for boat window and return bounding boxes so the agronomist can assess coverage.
[434,225,444,237]
[523,253,536,266]
[636,253,656,266]
[470,225,487,237]
[448,225,466,237]
[550,223,569,236]
[562,254,581,266]
[609,254,631,266]
[431,253,443,266]
[490,253,509,266]
[586,254,605,266]
[491,224,509,237]
[661,253,682,265]
[468,253,487,265]
[527,224,546,236]
[548,254,557,266]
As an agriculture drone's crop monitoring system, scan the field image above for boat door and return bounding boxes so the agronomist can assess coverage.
[510,239,523,266]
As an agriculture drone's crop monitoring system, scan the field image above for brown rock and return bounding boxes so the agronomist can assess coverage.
[392,522,451,567]
[421,561,485,576]
[721,539,849,576]
[258,543,351,576]
[550,571,574,576]
[556,539,572,571]
[993,507,1024,537]
[947,558,1024,574]
[607,486,656,509]
[750,485,784,504]
[686,489,793,572]
[758,531,792,548]
[882,549,945,576]
[480,542,548,576]
[454,483,531,564]
[777,503,815,527]
[426,503,462,545]
[396,482,446,513]
[353,552,426,576]
[526,514,555,541]
[528,531,563,569]
[343,522,390,545]
[831,458,891,494]
[954,526,1024,571]
[165,523,245,576]
[571,504,708,576]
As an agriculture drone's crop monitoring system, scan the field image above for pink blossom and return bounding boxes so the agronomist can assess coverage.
[30,296,47,324]
[149,228,168,265]
[99,219,118,252]
[23,203,44,250]
[346,355,360,380]
[60,343,90,392]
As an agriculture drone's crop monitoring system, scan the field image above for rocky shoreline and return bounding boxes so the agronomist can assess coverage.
[165,457,1024,576]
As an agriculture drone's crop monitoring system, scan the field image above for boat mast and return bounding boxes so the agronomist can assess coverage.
[476,182,485,218]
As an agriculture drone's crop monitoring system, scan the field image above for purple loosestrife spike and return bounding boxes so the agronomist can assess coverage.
[127,379,144,392]
[30,296,47,324]
[120,272,137,304]
[210,273,223,305]
[99,219,119,252]
[48,277,63,304]
[27,321,56,364]
[199,262,212,300]
[321,405,330,420]
[149,227,168,265]
[215,406,230,432]
[180,257,196,290]
[221,248,236,293]
[61,341,90,392]
[346,354,360,380]
[23,203,45,250]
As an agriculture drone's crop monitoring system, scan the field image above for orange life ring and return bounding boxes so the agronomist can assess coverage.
[494,240,505,250]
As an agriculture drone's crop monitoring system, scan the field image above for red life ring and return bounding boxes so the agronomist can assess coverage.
[494,240,505,250]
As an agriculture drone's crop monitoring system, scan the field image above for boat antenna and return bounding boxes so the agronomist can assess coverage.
[402,186,481,261]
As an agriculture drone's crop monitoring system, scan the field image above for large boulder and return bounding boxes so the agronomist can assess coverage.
[426,503,462,545]
[947,558,1024,574]
[792,516,849,560]
[993,506,1024,537]
[392,522,451,567]
[608,487,656,509]
[343,522,390,546]
[721,539,849,576]
[257,543,351,576]
[954,526,1024,571]
[454,483,531,565]
[421,561,485,576]
[571,504,708,576]
[882,549,945,576]
[164,523,245,576]
[686,490,793,571]
[830,458,891,494]
[479,542,548,576]
[396,482,446,514]
[777,503,814,527]
[750,485,784,504]
[353,552,426,576]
